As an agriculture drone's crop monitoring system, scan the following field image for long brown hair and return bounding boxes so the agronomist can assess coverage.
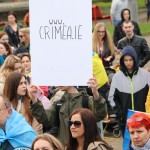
[3,72,33,124]
[0,42,12,56]
[66,108,109,150]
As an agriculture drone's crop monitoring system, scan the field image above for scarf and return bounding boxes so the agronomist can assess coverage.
[0,108,37,148]
[131,138,150,150]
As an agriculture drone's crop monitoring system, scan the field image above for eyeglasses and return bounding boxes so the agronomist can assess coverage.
[67,120,82,128]
[127,117,150,125]
[97,31,105,33]
[19,35,24,38]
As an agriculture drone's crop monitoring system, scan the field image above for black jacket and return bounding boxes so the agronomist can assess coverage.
[4,23,23,48]
[14,43,30,55]
[113,21,141,46]
[1,140,14,150]
[117,35,150,67]
[98,40,115,68]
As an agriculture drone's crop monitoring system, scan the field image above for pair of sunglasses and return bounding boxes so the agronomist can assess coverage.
[127,117,150,125]
[67,120,82,128]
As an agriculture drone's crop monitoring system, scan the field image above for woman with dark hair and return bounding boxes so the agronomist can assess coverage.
[0,31,9,44]
[3,72,43,135]
[0,42,13,66]
[113,8,141,46]
[0,42,12,57]
[4,11,23,48]
[66,108,113,150]
[0,31,17,52]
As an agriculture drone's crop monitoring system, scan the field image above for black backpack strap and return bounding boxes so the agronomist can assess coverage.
[82,95,89,109]
[55,99,62,127]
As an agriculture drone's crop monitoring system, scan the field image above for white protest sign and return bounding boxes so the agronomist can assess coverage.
[29,0,92,86]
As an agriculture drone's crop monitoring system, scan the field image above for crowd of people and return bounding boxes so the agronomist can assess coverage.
[0,2,150,150]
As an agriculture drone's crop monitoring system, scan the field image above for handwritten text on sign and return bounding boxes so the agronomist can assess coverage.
[29,0,92,85]
[39,19,82,40]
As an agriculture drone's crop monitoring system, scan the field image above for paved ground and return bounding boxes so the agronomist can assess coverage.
[105,133,123,150]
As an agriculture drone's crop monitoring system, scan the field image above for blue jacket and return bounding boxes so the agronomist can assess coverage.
[0,55,4,66]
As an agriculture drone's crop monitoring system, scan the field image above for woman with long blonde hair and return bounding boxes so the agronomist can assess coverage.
[0,55,23,95]
[92,22,115,68]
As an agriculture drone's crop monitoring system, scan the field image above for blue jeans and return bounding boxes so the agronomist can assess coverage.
[113,19,121,26]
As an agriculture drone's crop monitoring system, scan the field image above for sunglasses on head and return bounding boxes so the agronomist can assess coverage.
[67,120,82,128]
[127,117,150,125]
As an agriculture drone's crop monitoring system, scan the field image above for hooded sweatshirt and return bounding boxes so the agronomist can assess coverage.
[108,46,150,128]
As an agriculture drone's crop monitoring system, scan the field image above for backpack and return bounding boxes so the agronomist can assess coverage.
[48,95,89,136]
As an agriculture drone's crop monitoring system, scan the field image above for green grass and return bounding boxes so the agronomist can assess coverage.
[0,26,4,31]
[92,0,145,8]
[92,1,111,8]
[138,23,150,35]
[137,0,145,8]
[106,24,114,37]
